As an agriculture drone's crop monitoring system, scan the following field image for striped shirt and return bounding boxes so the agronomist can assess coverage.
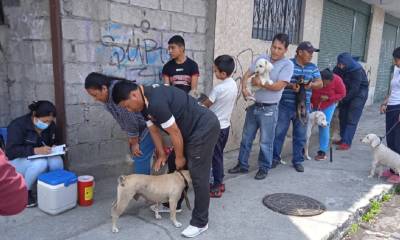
[105,81,148,139]
[280,57,321,105]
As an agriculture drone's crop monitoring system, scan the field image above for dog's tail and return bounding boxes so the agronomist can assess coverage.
[118,175,126,187]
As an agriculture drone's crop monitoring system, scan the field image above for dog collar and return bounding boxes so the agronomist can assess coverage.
[373,137,383,149]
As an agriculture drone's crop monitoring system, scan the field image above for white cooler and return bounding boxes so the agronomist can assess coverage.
[37,170,78,215]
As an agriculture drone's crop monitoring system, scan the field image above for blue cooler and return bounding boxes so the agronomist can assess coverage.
[37,170,78,215]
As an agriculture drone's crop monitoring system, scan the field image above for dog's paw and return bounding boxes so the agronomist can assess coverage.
[173,221,182,228]
[368,174,374,178]
[112,227,119,233]
[280,160,287,165]
[305,155,311,161]
[155,213,162,220]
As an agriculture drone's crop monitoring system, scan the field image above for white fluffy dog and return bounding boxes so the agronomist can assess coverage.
[305,111,328,160]
[247,58,273,101]
[361,133,400,178]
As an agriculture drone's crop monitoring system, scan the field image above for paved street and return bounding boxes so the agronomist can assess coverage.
[1,105,396,240]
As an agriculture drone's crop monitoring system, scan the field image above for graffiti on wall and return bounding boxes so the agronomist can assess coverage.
[96,20,170,83]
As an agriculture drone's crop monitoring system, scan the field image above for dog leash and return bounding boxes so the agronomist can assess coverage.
[379,119,400,142]
[177,170,192,210]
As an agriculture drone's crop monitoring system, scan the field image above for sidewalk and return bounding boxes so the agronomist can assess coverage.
[0,104,394,240]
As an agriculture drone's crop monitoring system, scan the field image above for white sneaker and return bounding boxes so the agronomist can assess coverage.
[150,204,182,213]
[181,224,208,238]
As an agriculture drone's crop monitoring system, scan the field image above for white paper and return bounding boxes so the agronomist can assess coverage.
[28,144,66,159]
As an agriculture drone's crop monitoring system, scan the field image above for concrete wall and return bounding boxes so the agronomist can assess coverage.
[60,0,214,177]
[0,0,388,177]
[213,0,323,153]
[0,0,54,127]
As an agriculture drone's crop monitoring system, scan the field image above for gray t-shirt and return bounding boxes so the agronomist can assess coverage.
[249,54,294,103]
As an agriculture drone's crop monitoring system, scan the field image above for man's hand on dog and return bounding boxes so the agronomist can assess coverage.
[251,75,262,88]
[288,83,300,92]
[153,154,167,172]
[175,156,186,170]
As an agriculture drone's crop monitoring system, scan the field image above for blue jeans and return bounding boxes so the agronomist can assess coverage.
[11,156,64,190]
[273,102,308,165]
[315,103,336,152]
[238,104,278,171]
[132,133,155,175]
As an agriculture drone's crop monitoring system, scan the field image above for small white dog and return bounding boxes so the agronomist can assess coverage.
[305,111,328,160]
[361,133,400,178]
[247,58,273,101]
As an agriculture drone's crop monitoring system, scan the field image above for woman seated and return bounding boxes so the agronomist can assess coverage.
[6,101,64,207]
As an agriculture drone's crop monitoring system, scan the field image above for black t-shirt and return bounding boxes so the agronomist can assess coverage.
[162,57,199,93]
[141,84,207,140]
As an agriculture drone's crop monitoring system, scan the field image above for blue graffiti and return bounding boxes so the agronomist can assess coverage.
[96,20,170,84]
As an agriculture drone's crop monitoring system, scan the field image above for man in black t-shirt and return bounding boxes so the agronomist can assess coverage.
[162,35,199,96]
[112,81,220,238]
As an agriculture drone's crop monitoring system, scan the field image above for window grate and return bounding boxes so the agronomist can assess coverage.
[252,0,303,43]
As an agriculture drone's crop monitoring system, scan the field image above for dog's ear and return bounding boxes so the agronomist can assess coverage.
[370,135,381,148]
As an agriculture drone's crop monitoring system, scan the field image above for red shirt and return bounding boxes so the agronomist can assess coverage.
[0,149,27,216]
[311,74,346,110]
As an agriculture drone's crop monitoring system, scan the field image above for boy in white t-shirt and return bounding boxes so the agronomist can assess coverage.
[202,55,237,198]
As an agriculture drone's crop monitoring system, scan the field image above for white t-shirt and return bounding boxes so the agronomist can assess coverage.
[388,66,400,106]
[208,77,238,129]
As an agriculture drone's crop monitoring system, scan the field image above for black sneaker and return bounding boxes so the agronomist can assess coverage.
[27,191,37,208]
[228,164,248,174]
[271,160,281,169]
[254,169,268,180]
[293,164,304,172]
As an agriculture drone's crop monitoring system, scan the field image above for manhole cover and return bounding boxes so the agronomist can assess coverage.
[263,193,326,216]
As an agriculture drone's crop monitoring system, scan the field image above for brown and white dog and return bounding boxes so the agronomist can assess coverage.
[111,170,192,233]
[361,133,400,178]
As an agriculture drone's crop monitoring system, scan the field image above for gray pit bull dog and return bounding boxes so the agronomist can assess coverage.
[111,170,192,233]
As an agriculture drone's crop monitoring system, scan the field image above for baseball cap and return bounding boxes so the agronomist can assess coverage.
[297,41,320,53]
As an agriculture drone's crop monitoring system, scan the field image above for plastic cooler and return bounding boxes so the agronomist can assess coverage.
[37,170,78,215]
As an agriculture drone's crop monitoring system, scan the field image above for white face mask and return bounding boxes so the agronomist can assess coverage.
[34,118,49,130]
